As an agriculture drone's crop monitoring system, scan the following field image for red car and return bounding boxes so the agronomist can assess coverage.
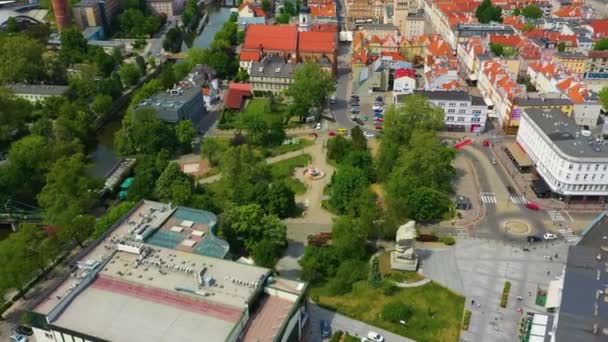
[483,140,490,147]
[526,202,540,211]
[375,125,383,130]
[328,131,336,136]
[373,117,384,122]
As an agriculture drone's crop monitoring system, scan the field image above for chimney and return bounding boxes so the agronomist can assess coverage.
[51,0,71,31]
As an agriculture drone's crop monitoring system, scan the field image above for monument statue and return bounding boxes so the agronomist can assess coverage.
[390,220,419,271]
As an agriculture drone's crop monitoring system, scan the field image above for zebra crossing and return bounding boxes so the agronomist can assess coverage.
[558,226,580,244]
[509,195,527,205]
[480,192,496,204]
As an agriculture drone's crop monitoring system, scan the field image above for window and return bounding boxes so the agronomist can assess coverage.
[460,102,467,107]
[472,110,482,115]
[446,116,454,121]
[593,174,597,180]
[575,174,580,180]
[586,164,591,171]
[447,109,455,113]
[578,164,582,171]
[584,174,588,180]
[458,109,466,114]
[568,164,573,170]
[457,117,465,122]
[438,102,445,106]
[448,102,456,107]
[472,117,481,122]
[566,173,570,180]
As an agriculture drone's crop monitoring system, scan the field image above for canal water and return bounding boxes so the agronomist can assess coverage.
[89,6,233,177]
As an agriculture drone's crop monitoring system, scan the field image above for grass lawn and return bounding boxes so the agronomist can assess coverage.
[312,281,464,342]
[270,154,311,194]
[377,251,425,283]
[266,138,314,157]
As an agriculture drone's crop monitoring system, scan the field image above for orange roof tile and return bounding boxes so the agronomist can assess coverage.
[590,20,608,38]
[553,5,581,18]
[239,50,262,62]
[243,25,298,52]
[252,7,267,17]
[489,34,523,47]
[298,31,335,53]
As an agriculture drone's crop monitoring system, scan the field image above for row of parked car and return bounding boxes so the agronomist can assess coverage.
[10,325,33,342]
[350,95,385,131]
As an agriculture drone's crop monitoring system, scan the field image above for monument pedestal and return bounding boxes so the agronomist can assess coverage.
[390,251,418,271]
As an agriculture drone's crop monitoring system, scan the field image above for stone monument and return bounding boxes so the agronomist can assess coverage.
[390,220,418,271]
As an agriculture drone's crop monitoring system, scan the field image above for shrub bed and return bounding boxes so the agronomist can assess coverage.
[500,281,511,308]
[462,309,472,330]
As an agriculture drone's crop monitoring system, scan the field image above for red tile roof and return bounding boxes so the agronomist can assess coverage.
[243,25,298,52]
[202,88,210,95]
[224,83,252,110]
[489,34,523,47]
[239,50,262,62]
[590,20,608,38]
[252,7,267,17]
[298,31,335,53]
[553,5,581,18]
[394,68,415,79]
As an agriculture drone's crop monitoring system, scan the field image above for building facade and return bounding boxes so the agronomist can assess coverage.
[517,108,608,201]
[146,0,185,17]
[72,0,121,31]
[250,56,301,93]
[396,90,488,132]
[8,84,70,102]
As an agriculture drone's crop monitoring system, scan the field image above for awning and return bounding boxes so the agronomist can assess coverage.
[504,142,533,168]
[546,279,563,309]
[533,314,549,326]
[530,324,547,336]
[529,335,545,342]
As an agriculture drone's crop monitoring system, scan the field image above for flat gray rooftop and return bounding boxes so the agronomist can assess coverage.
[8,83,69,95]
[523,108,608,159]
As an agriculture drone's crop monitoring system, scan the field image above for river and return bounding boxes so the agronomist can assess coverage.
[89,6,233,177]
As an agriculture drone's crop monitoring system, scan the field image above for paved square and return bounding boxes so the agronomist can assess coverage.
[419,239,569,342]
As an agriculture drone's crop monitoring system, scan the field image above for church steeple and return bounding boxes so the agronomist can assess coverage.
[299,1,311,32]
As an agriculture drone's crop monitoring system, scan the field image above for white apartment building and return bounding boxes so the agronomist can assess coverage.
[517,108,608,201]
[395,90,488,132]
[8,84,69,102]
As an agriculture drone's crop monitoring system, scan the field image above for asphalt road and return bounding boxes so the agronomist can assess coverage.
[309,303,415,342]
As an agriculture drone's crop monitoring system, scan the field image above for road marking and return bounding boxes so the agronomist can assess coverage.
[547,210,565,222]
[480,192,496,204]
[564,210,574,222]
[558,227,580,243]
[509,195,528,205]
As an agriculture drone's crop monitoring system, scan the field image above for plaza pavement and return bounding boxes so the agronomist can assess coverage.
[419,238,569,342]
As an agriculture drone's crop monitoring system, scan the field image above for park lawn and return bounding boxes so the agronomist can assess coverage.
[244,98,284,125]
[266,138,314,157]
[270,154,311,194]
[377,251,425,283]
[312,281,464,342]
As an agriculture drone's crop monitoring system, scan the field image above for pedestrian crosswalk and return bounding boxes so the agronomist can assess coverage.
[558,226,580,244]
[547,210,565,222]
[480,192,496,204]
[509,195,528,205]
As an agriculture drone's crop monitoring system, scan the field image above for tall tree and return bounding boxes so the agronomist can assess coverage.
[368,256,381,288]
[521,5,542,19]
[0,34,45,83]
[115,108,177,155]
[175,120,196,152]
[285,62,335,121]
[200,137,227,167]
[59,27,88,65]
[119,63,142,87]
[332,216,368,260]
[476,0,502,23]
[154,162,194,204]
[329,165,370,215]
[376,95,444,180]
[220,145,270,203]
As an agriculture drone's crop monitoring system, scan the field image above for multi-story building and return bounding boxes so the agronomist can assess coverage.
[517,107,608,202]
[250,55,302,93]
[395,90,488,132]
[477,59,523,133]
[146,0,185,17]
[453,23,516,47]
[553,51,588,75]
[361,23,399,38]
[135,66,213,128]
[28,200,309,342]
[72,0,121,31]
[584,50,608,90]
[7,84,70,102]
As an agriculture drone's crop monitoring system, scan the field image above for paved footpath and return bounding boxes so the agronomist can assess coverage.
[308,303,415,342]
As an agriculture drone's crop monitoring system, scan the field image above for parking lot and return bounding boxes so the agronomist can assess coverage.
[347,94,388,134]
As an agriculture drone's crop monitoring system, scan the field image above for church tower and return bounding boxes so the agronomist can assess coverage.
[299,2,311,32]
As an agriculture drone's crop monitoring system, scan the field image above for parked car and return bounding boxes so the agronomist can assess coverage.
[526,202,540,211]
[375,96,384,103]
[351,94,360,100]
[320,320,331,338]
[354,118,365,126]
[9,334,27,342]
[315,122,322,130]
[372,105,383,111]
[15,327,33,337]
[351,107,360,113]
[373,117,384,122]
[328,131,336,136]
[364,131,375,138]
[483,139,490,147]
[491,158,497,165]
[527,235,542,243]
[543,233,557,240]
[373,113,384,119]
[375,125,383,130]
[367,331,385,342]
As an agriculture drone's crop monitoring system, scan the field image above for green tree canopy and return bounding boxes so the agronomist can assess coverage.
[329,165,370,215]
[594,38,608,51]
[200,137,227,166]
[116,9,161,38]
[368,256,381,288]
[285,62,335,120]
[154,162,194,205]
[376,95,444,180]
[115,108,177,155]
[476,0,502,23]
[220,204,287,258]
[332,216,368,261]
[220,145,270,203]
[299,245,340,283]
[175,120,196,152]
[521,5,542,19]
[0,87,32,144]
[0,34,45,83]
[59,27,88,65]
[118,63,142,87]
